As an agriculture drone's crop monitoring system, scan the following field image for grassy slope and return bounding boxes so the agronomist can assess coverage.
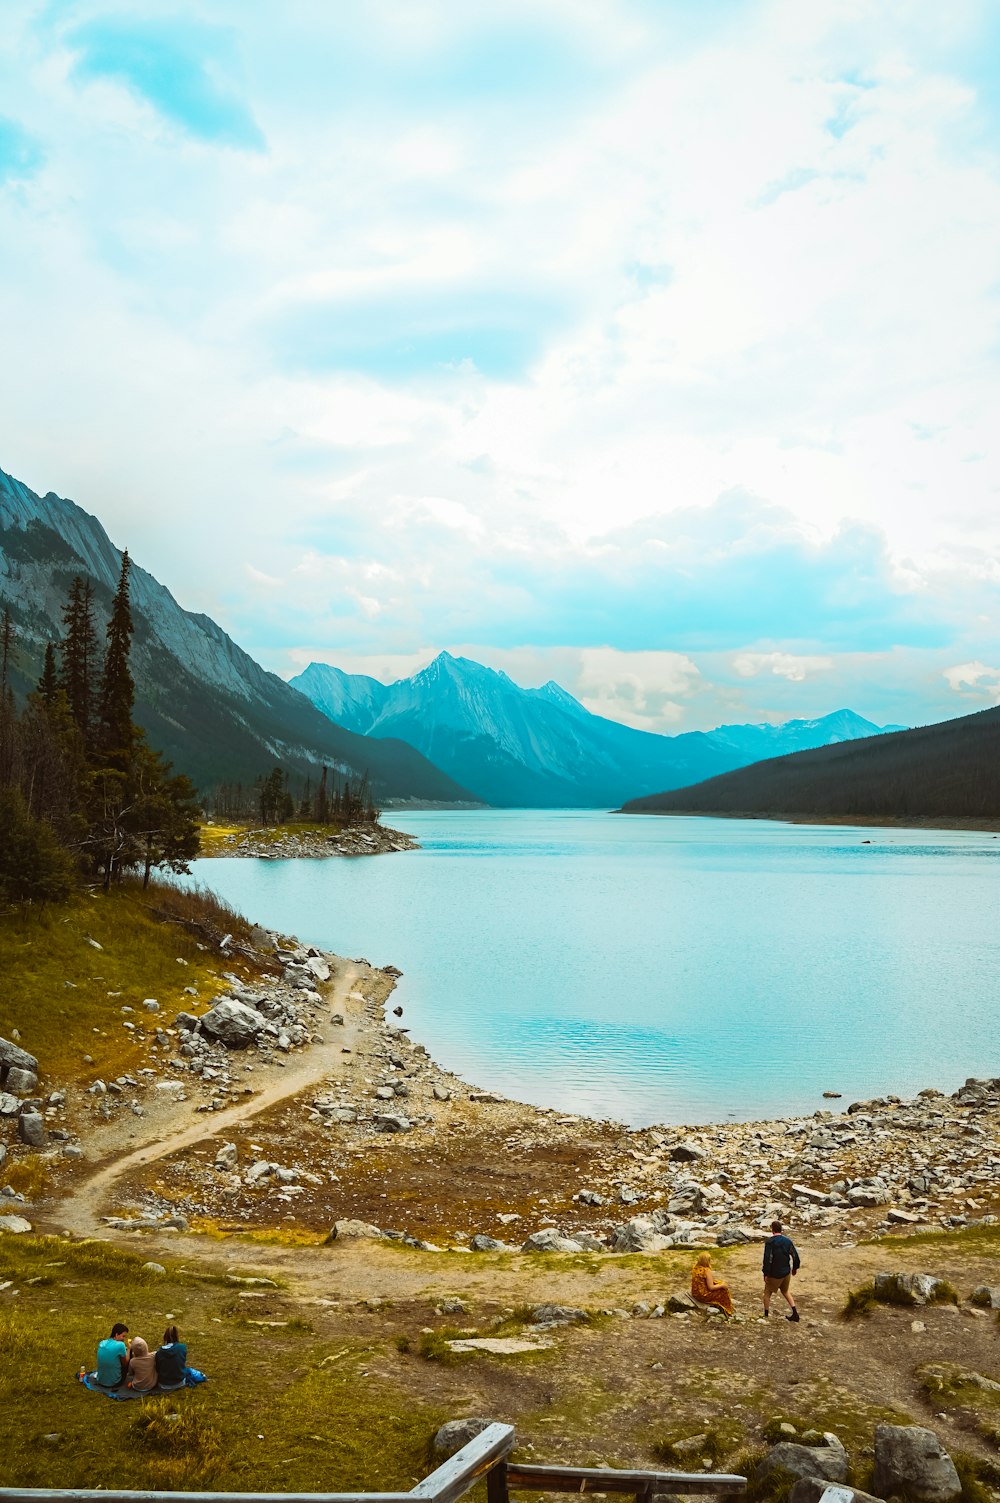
[0,885,244,1080]
[0,1237,442,1491]
[621,706,1000,822]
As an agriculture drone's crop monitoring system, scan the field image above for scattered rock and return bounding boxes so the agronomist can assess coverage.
[432,1418,498,1457]
[373,1113,412,1133]
[669,1141,707,1162]
[325,1219,386,1242]
[970,1285,1000,1309]
[4,1067,39,1095]
[141,1262,167,1276]
[0,1214,33,1234]
[521,1228,585,1254]
[17,1112,45,1147]
[531,1303,589,1326]
[754,1441,849,1489]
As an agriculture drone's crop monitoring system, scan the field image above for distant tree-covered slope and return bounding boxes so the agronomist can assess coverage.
[0,466,475,805]
[620,706,1000,821]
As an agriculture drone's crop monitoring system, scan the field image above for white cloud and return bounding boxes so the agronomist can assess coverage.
[943,661,1000,701]
[733,652,836,682]
[0,0,999,731]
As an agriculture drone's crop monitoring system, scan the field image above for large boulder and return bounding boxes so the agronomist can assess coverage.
[521,1228,584,1253]
[0,1214,33,1234]
[874,1272,947,1306]
[970,1285,1000,1309]
[670,1141,707,1162]
[432,1418,499,1457]
[531,1304,588,1325]
[305,954,331,983]
[373,1113,412,1133]
[199,998,267,1048]
[0,1037,38,1074]
[0,1092,20,1117]
[754,1441,849,1490]
[610,1217,674,1253]
[5,1068,39,1096]
[325,1219,385,1242]
[873,1425,961,1503]
[668,1183,706,1216]
[469,1233,511,1252]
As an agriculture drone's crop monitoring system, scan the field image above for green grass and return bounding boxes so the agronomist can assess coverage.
[864,1223,1000,1255]
[653,1420,744,1466]
[0,1235,447,1490]
[0,882,237,1080]
[841,1282,879,1319]
[842,1276,959,1321]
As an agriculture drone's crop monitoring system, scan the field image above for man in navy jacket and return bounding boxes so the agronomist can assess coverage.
[762,1220,800,1321]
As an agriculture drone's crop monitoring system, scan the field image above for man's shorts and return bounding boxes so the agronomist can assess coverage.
[764,1275,791,1294]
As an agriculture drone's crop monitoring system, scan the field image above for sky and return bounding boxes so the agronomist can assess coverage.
[1,0,999,734]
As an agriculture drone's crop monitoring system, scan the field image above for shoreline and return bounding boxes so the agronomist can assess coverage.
[16,917,998,1255]
[622,809,1000,833]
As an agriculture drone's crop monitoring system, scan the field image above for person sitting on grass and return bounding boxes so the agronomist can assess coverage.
[126,1336,159,1393]
[690,1251,734,1317]
[95,1323,130,1389]
[155,1325,188,1390]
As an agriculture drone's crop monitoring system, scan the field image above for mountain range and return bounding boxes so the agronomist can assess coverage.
[620,706,1000,823]
[0,466,473,805]
[291,655,903,808]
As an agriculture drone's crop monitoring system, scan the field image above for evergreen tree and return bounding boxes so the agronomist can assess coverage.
[0,606,12,697]
[37,642,59,706]
[98,549,136,763]
[59,576,99,747]
[316,765,329,824]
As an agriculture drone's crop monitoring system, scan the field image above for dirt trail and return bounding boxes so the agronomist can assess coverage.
[56,960,369,1237]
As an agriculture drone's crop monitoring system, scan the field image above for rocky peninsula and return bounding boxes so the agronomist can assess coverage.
[203,821,419,859]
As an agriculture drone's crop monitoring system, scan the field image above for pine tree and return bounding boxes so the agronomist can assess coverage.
[0,606,13,697]
[37,643,59,705]
[59,576,99,746]
[98,550,136,763]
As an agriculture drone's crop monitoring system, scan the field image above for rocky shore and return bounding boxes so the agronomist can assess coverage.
[2,923,999,1250]
[206,822,418,859]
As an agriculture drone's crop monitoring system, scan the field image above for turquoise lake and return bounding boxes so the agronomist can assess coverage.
[191,810,1000,1127]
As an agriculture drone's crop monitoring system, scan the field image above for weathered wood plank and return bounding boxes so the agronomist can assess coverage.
[411,1424,517,1503]
[505,1465,746,1496]
[0,1495,414,1503]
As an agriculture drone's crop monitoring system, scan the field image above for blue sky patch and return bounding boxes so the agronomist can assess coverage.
[69,17,265,150]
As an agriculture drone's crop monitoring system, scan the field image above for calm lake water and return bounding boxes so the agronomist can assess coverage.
[191,811,1000,1126]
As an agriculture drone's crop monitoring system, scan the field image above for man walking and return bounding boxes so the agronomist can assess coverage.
[762,1220,800,1321]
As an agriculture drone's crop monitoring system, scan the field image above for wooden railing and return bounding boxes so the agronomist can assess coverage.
[0,1423,748,1503]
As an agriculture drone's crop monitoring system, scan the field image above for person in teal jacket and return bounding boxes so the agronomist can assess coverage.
[95,1322,130,1388]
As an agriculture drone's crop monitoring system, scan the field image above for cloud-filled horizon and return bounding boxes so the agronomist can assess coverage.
[1,0,999,734]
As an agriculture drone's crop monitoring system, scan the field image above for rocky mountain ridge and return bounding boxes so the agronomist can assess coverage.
[292,653,901,808]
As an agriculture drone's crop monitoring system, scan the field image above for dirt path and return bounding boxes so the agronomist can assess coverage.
[56,961,369,1237]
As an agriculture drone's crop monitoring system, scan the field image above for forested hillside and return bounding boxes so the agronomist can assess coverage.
[0,466,473,806]
[620,706,1000,821]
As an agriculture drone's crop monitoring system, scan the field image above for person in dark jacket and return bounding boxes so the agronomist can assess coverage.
[154,1325,188,1389]
[762,1220,800,1321]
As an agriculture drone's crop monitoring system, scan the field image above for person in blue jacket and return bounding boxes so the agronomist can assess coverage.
[762,1220,800,1321]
